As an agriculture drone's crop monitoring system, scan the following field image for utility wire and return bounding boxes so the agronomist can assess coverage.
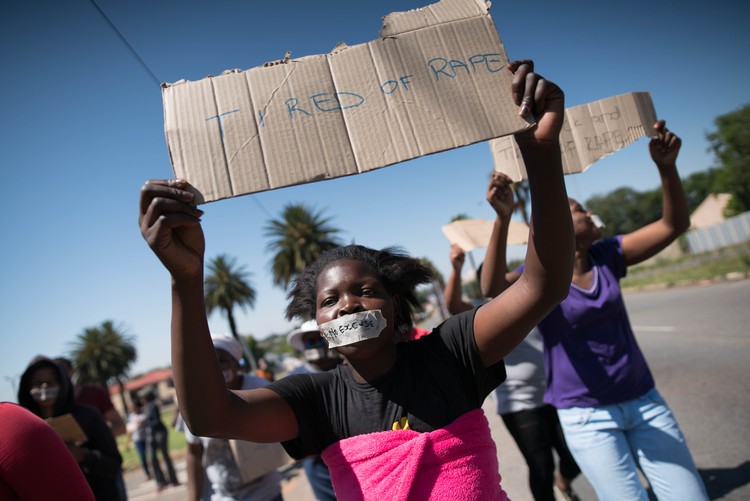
[88,0,277,221]
[252,197,274,219]
[88,0,161,87]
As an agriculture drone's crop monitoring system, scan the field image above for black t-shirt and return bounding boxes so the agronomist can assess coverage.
[269,307,506,458]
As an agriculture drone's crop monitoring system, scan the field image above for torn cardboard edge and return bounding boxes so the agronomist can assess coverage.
[380,0,491,37]
[490,91,657,182]
[162,0,532,204]
[442,218,529,251]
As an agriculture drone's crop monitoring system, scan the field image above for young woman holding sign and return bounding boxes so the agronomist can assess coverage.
[138,60,573,500]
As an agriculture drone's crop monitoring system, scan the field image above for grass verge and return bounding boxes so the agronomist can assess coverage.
[621,241,750,290]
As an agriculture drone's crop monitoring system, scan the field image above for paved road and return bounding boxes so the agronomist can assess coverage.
[126,279,750,500]
[125,458,318,500]
[622,279,750,500]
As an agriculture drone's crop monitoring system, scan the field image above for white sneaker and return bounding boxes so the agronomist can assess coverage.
[553,484,580,501]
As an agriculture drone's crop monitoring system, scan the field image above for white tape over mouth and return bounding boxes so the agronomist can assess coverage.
[318,310,387,348]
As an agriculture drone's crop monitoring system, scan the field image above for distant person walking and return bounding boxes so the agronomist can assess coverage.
[126,399,151,480]
[143,391,180,491]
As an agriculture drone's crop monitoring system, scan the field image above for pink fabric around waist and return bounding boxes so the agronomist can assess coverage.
[321,408,508,501]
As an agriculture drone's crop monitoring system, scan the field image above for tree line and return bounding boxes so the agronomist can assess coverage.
[587,103,749,238]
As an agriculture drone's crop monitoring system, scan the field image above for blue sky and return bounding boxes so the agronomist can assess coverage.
[2,0,748,403]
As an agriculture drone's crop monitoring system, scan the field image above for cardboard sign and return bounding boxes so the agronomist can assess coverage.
[46,413,88,444]
[229,439,292,484]
[162,0,532,203]
[442,218,529,251]
[490,92,657,181]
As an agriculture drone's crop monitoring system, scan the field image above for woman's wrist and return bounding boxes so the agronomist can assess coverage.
[171,274,204,289]
[656,161,678,172]
[515,136,561,152]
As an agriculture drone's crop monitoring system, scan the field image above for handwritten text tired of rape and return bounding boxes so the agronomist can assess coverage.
[206,53,505,138]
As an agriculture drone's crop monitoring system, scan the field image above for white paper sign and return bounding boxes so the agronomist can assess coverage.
[442,218,529,251]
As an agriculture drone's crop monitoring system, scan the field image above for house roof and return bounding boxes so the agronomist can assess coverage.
[110,368,172,395]
[691,193,732,229]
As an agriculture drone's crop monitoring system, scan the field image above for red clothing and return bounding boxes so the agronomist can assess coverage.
[0,402,94,500]
[406,326,432,341]
[76,385,115,415]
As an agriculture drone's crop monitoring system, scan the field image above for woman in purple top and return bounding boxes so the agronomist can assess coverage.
[482,121,708,500]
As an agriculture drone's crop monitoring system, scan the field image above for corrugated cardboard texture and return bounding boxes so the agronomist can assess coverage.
[442,218,529,251]
[162,0,532,203]
[490,92,657,181]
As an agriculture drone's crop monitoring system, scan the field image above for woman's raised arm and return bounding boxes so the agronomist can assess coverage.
[473,61,574,367]
[621,120,690,266]
[139,180,297,443]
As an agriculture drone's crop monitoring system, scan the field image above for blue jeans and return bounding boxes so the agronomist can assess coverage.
[557,388,707,501]
[302,455,336,501]
[134,440,150,476]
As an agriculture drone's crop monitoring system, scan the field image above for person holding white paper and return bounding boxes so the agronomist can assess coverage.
[17,356,123,500]
[184,334,284,501]
[480,121,708,500]
[138,59,574,500]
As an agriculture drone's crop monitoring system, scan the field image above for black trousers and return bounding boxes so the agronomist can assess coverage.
[502,404,581,501]
[148,429,178,487]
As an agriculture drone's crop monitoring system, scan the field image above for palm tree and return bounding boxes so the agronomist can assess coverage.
[204,254,256,368]
[264,203,342,289]
[511,181,531,225]
[69,320,136,414]
[420,257,448,321]
[420,257,445,290]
